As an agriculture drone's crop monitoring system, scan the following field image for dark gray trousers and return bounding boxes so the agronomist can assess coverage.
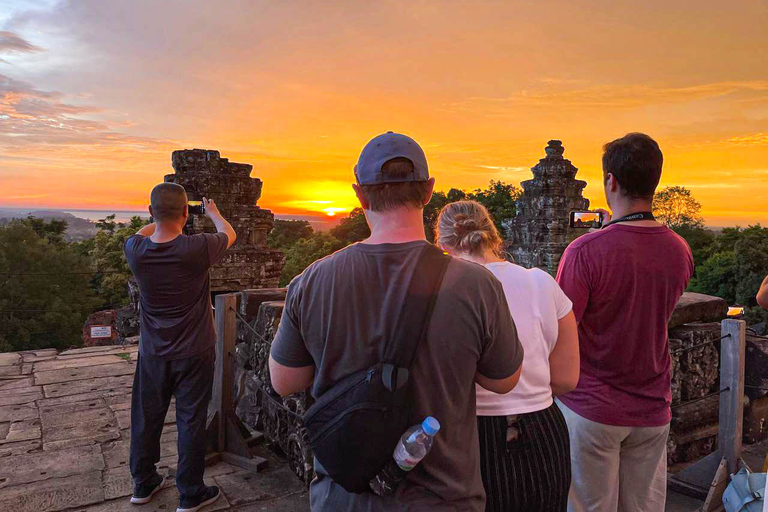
[130,348,215,500]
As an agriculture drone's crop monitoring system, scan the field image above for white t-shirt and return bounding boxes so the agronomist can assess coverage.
[476,261,573,416]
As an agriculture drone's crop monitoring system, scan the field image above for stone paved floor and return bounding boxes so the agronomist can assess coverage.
[0,345,309,512]
[3,344,761,511]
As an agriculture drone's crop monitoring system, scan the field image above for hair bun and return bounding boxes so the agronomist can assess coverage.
[435,200,503,258]
[453,215,480,238]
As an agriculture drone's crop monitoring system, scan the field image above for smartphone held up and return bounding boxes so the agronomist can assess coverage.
[570,210,604,229]
[187,200,205,215]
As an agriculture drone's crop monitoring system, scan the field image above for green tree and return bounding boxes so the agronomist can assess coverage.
[653,186,704,230]
[329,208,370,245]
[77,215,149,308]
[0,219,99,352]
[689,225,768,324]
[95,214,119,234]
[268,219,314,251]
[652,186,716,268]
[674,223,717,268]
[25,216,68,245]
[423,189,465,242]
[280,232,345,286]
[467,180,521,238]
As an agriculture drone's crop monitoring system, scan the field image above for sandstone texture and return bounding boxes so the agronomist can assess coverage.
[164,149,286,291]
[668,292,728,328]
[507,140,590,275]
[0,343,308,512]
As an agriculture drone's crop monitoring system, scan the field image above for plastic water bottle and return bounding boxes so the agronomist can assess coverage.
[369,416,441,496]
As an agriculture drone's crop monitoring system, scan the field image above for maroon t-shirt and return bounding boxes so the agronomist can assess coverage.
[556,224,693,427]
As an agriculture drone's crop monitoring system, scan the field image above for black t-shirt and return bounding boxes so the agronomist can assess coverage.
[271,241,523,512]
[124,232,229,359]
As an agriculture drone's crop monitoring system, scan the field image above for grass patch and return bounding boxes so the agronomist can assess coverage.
[115,352,131,361]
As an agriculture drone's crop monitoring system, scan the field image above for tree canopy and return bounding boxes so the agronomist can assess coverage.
[75,214,149,308]
[0,218,99,352]
[653,186,704,230]
[688,225,768,324]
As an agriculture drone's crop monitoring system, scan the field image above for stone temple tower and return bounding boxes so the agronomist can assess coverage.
[507,140,590,275]
[164,149,285,291]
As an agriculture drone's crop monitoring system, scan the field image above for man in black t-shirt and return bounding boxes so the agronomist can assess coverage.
[124,183,235,512]
[269,132,524,511]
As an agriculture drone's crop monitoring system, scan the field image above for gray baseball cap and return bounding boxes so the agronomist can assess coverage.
[355,131,429,185]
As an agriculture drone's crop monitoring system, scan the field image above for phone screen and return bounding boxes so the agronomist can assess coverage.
[187,201,205,215]
[570,211,603,229]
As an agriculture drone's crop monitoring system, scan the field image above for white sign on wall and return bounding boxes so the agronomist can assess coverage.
[90,326,112,338]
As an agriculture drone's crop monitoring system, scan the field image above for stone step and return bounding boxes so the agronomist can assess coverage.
[35,362,136,386]
[0,470,104,512]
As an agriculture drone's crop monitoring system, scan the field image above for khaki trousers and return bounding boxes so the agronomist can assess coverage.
[556,400,669,512]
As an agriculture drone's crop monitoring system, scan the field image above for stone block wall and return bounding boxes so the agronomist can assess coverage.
[164,149,285,291]
[232,290,315,486]
[230,288,768,480]
[507,140,590,275]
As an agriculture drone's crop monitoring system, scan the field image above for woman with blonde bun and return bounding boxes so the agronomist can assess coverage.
[436,200,579,512]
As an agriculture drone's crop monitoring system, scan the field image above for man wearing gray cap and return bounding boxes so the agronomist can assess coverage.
[268,132,524,511]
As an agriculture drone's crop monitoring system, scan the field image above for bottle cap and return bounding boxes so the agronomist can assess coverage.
[422,416,440,436]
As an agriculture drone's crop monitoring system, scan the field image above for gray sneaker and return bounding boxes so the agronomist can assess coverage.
[176,485,221,512]
[131,474,166,505]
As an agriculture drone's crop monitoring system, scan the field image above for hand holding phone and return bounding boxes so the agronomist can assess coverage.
[187,200,205,215]
[569,210,604,229]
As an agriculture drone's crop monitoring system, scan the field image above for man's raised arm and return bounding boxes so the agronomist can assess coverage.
[136,223,156,237]
[204,197,237,248]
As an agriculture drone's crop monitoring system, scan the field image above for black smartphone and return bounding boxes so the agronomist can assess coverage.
[187,200,205,215]
[569,210,603,229]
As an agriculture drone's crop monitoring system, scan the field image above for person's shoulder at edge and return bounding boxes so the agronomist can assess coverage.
[123,233,145,252]
[527,265,558,285]
[665,227,693,251]
[285,243,360,289]
[564,226,618,252]
[442,255,504,292]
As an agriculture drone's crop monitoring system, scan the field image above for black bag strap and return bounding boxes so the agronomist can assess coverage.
[383,243,451,372]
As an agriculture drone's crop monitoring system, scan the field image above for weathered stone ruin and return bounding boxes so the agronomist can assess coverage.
[231,290,316,485]
[165,149,285,291]
[507,140,590,275]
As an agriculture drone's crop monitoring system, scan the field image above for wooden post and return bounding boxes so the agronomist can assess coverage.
[668,319,747,499]
[718,319,746,475]
[212,294,237,451]
[204,293,267,473]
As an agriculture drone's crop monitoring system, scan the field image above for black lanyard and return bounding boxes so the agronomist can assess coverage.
[602,211,655,229]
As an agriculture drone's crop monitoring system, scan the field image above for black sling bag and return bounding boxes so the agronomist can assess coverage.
[302,244,451,493]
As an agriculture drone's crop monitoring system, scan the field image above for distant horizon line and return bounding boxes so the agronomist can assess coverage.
[0,205,753,229]
[0,205,339,222]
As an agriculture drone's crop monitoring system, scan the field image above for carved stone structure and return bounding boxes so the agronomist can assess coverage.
[232,289,315,486]
[164,149,285,291]
[507,140,589,275]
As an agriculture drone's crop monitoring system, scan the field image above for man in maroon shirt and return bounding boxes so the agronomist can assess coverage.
[556,133,694,512]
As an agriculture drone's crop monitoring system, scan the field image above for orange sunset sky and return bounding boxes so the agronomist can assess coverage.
[0,0,766,226]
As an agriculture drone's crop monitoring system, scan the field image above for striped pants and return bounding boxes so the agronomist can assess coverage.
[478,402,571,512]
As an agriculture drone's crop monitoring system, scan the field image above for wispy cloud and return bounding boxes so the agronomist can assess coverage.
[677,183,743,189]
[478,165,530,173]
[450,81,768,114]
[0,72,172,149]
[725,133,768,147]
[0,192,51,199]
[0,31,42,55]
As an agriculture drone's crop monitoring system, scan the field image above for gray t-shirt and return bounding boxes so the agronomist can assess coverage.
[124,232,229,359]
[271,241,523,512]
